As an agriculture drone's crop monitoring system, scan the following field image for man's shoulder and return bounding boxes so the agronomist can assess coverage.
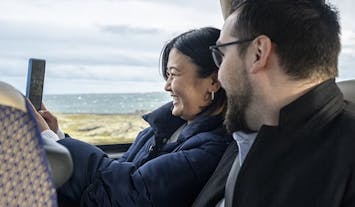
[324,101,355,146]
[343,100,355,117]
[336,101,355,129]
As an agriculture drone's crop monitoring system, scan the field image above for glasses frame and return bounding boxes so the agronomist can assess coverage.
[209,38,255,67]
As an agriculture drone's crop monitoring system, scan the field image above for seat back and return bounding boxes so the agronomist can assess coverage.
[337,80,355,103]
[0,81,72,207]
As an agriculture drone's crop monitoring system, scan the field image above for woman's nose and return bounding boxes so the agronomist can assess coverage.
[164,78,171,92]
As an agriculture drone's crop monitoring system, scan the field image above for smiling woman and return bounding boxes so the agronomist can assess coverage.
[30,27,232,207]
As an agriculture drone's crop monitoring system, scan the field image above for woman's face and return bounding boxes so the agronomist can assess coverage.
[164,48,214,121]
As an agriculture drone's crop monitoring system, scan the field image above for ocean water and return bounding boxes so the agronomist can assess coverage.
[43,92,171,114]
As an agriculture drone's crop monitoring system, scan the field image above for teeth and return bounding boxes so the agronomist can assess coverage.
[172,96,178,103]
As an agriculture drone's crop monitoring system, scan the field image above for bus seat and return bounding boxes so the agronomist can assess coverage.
[337,80,355,103]
[0,81,73,207]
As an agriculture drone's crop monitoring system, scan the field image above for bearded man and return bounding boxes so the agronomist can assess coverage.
[193,0,355,206]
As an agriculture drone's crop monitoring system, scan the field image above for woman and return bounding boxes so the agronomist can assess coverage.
[35,27,231,207]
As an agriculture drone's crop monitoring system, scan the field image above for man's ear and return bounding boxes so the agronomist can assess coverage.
[250,35,272,74]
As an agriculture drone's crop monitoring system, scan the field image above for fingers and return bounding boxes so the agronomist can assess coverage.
[39,110,51,119]
[26,98,50,131]
[38,109,59,132]
[41,102,48,110]
[39,109,56,119]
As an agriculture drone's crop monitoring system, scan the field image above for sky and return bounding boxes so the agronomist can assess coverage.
[0,0,354,94]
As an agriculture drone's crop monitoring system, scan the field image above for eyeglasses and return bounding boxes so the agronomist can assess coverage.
[209,38,254,68]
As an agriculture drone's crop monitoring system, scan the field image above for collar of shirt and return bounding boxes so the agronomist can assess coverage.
[233,131,257,166]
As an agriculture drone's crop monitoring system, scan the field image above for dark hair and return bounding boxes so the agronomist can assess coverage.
[231,0,341,80]
[160,27,227,115]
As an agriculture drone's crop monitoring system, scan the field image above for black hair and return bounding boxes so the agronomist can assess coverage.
[231,0,341,80]
[160,27,227,115]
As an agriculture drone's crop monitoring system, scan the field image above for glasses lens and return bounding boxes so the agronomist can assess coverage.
[211,48,223,68]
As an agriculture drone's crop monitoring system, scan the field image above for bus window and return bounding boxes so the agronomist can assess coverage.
[0,0,223,146]
[0,0,354,146]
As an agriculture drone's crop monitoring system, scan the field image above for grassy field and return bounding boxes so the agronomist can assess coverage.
[55,113,149,145]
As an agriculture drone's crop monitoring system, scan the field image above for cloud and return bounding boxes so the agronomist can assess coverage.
[1,0,355,95]
[132,0,220,12]
[46,64,163,82]
[100,25,163,35]
[341,30,355,52]
[43,79,167,94]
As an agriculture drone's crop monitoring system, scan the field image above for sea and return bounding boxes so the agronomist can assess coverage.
[43,92,171,114]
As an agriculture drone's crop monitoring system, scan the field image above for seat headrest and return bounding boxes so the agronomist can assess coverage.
[0,81,73,187]
[0,81,26,112]
[337,80,355,103]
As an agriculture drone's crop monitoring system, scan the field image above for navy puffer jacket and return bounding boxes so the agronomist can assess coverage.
[58,102,231,207]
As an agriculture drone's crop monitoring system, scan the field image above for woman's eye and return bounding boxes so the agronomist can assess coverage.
[166,72,177,78]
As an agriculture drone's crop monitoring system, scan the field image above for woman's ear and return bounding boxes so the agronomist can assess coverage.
[209,72,221,92]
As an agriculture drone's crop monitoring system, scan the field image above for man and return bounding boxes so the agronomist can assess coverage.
[193,0,355,206]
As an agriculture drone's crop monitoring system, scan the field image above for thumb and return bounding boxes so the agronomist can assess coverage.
[41,102,48,110]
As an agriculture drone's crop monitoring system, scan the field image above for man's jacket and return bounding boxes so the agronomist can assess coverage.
[193,79,355,207]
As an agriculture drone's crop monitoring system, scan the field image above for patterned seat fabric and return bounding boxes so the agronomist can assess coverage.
[0,102,57,207]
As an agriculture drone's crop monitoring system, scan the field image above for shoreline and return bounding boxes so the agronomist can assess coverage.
[55,113,149,145]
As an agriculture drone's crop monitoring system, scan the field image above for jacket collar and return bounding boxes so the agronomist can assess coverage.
[178,113,224,142]
[143,102,186,139]
[143,101,225,141]
[277,78,344,131]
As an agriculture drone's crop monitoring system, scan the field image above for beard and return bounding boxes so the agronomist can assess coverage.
[223,67,253,133]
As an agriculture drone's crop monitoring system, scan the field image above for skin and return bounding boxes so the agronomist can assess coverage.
[165,48,221,122]
[28,101,58,132]
[218,11,323,132]
[39,103,59,132]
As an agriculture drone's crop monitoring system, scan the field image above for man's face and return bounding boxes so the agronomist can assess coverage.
[217,14,253,133]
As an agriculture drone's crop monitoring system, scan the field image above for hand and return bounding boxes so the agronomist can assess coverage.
[39,103,59,133]
[27,99,50,132]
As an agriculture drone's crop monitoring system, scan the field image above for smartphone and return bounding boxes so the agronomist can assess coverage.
[26,58,46,111]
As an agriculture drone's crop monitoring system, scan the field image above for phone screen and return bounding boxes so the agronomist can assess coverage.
[26,58,46,111]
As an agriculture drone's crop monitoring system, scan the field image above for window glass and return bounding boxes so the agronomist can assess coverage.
[334,0,355,80]
[0,0,222,145]
[0,0,353,144]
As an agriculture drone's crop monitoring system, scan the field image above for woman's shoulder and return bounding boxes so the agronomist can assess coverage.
[182,126,231,149]
[196,126,230,142]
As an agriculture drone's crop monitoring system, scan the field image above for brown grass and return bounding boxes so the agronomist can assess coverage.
[55,113,148,145]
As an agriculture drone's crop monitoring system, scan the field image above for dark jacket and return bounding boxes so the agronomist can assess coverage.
[193,79,355,207]
[57,102,231,207]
